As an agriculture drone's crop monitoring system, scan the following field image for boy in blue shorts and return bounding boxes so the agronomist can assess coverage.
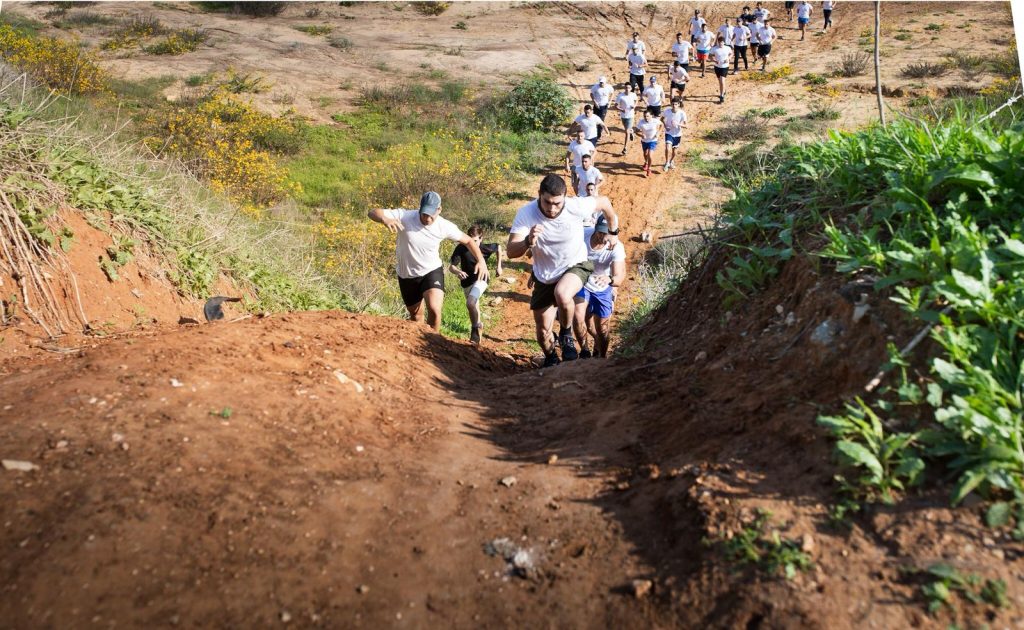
[635,109,663,178]
[797,1,812,40]
[573,216,626,358]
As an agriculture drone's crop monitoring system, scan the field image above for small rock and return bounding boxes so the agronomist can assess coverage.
[131,288,143,299]
[547,454,558,465]
[120,442,130,452]
[852,303,870,323]
[170,378,184,388]
[280,611,292,624]
[112,433,125,443]
[502,277,516,285]
[785,312,796,327]
[546,500,560,511]
[694,351,708,362]
[993,549,1005,560]
[775,304,784,315]
[55,440,69,449]
[500,476,517,488]
[489,296,504,306]
[615,481,631,491]
[801,534,815,553]
[355,445,364,453]
[334,370,364,394]
[631,579,653,598]
[2,459,38,472]
[809,320,842,346]
[982,536,995,547]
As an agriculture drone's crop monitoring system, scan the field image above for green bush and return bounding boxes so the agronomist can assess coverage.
[499,75,573,133]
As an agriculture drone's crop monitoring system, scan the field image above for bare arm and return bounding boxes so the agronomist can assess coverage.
[496,245,505,276]
[367,208,403,233]
[592,196,621,247]
[610,259,626,288]
[458,234,489,282]
[507,230,532,260]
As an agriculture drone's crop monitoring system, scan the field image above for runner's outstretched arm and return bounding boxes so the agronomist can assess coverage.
[591,196,621,247]
[458,234,489,282]
[506,230,531,260]
[496,245,505,276]
[367,208,404,233]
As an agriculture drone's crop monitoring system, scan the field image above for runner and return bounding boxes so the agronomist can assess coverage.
[574,152,605,197]
[662,97,688,170]
[688,9,706,45]
[615,83,638,156]
[739,5,756,26]
[785,1,795,22]
[670,32,693,72]
[642,75,665,117]
[732,16,752,73]
[754,2,771,24]
[572,216,626,359]
[574,103,607,148]
[797,0,813,40]
[627,45,647,92]
[590,76,614,142]
[694,23,715,78]
[710,35,733,103]
[368,191,487,332]
[507,174,621,367]
[635,109,663,178]
[757,18,778,71]
[565,129,595,194]
[668,60,690,101]
[625,31,646,58]
[822,0,835,32]
[749,7,762,62]
[718,18,735,56]
[448,225,503,344]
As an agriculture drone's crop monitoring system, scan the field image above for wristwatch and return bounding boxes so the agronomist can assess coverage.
[608,227,620,235]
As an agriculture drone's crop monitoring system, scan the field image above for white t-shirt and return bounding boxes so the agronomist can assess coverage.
[754,7,770,23]
[718,24,734,44]
[823,1,834,10]
[663,108,687,136]
[583,227,626,293]
[797,3,812,18]
[689,16,706,36]
[732,24,751,46]
[510,197,598,284]
[567,139,595,167]
[628,53,647,76]
[626,39,646,57]
[574,113,602,140]
[759,25,777,44]
[637,119,661,142]
[695,31,715,52]
[642,84,664,107]
[672,41,692,63]
[590,83,613,107]
[385,209,464,279]
[616,92,638,118]
[575,165,603,194]
[669,65,689,84]
[711,45,731,68]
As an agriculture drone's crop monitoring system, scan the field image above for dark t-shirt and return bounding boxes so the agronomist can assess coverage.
[451,242,498,288]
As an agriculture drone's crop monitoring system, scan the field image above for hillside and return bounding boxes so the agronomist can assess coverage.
[2,1,1023,628]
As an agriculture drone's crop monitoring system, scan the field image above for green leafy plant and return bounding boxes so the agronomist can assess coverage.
[294,24,333,36]
[917,563,1007,615]
[713,510,813,580]
[901,61,948,79]
[500,75,573,133]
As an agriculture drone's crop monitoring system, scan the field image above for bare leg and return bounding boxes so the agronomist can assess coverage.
[533,305,557,354]
[466,296,481,329]
[554,273,584,332]
[572,298,588,348]
[406,300,423,323]
[423,288,444,331]
[595,317,612,357]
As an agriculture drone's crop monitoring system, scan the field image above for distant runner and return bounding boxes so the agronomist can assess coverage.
[590,76,614,142]
[574,103,608,147]
[797,0,813,40]
[822,0,835,32]
[625,31,647,58]
[662,97,688,171]
[368,191,488,332]
[627,46,648,92]
[757,18,778,71]
[739,5,756,26]
[565,129,595,193]
[448,225,503,344]
[615,83,638,155]
[671,32,693,72]
[718,18,735,56]
[710,35,733,103]
[668,60,690,101]
[507,174,621,367]
[689,9,706,45]
[635,109,663,178]
[785,1,795,22]
[642,75,665,117]
[694,23,715,78]
[574,152,605,197]
[572,216,626,359]
[732,17,752,72]
[754,2,771,24]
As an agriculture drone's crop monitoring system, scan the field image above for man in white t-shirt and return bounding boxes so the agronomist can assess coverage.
[718,19,735,52]
[754,2,771,24]
[368,191,487,332]
[710,36,733,103]
[574,153,605,197]
[574,103,608,147]
[627,48,647,92]
[732,19,752,72]
[565,129,595,193]
[573,215,626,359]
[671,32,693,71]
[757,18,778,71]
[662,98,688,170]
[642,75,665,117]
[797,1,813,40]
[668,60,690,101]
[634,109,663,178]
[615,83,638,156]
[507,175,621,367]
[625,31,646,58]
[689,9,706,45]
[822,0,835,32]
[590,76,614,141]
[694,24,715,78]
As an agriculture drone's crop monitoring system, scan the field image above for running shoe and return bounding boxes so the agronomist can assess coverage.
[470,327,481,344]
[645,164,651,177]
[664,161,671,170]
[559,330,578,361]
[542,352,560,368]
[579,347,593,359]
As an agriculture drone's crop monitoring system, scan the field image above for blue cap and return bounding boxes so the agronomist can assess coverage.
[595,215,610,234]
[419,191,442,216]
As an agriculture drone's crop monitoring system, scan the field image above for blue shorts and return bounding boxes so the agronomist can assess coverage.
[798,17,809,24]
[575,286,615,319]
[665,133,681,147]
[641,140,658,151]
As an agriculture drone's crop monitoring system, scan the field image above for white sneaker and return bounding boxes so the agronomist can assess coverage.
[664,162,671,170]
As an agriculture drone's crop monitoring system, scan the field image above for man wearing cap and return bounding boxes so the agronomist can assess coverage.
[642,75,665,117]
[574,103,607,148]
[507,174,621,367]
[368,192,488,332]
[572,215,626,359]
[590,76,614,143]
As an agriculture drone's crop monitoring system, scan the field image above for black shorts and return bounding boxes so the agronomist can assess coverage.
[671,81,687,92]
[714,66,729,78]
[595,105,608,119]
[785,1,795,9]
[398,267,444,306]
[680,62,690,70]
[758,43,772,57]
[530,261,594,311]
[647,104,662,117]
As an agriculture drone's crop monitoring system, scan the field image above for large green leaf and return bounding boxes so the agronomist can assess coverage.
[836,441,883,480]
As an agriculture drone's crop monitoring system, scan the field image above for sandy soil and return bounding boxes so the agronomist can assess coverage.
[1,2,1022,628]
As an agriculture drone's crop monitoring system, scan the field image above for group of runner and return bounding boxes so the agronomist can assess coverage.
[370,3,840,365]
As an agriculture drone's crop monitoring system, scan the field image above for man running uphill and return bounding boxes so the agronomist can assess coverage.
[449,225,503,344]
[507,175,621,368]
[368,191,488,332]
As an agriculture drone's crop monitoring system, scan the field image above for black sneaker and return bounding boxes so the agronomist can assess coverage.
[579,347,593,359]
[560,331,578,361]
[542,352,560,368]
[470,327,481,344]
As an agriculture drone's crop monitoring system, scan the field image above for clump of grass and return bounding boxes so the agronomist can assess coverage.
[806,102,840,120]
[294,25,333,36]
[838,52,871,77]
[760,106,787,119]
[924,23,945,31]
[710,510,813,580]
[453,21,467,30]
[803,72,828,86]
[143,28,208,55]
[224,70,268,94]
[900,61,948,79]
[894,32,912,41]
[412,1,451,16]
[54,12,117,28]
[744,64,793,82]
[329,35,353,51]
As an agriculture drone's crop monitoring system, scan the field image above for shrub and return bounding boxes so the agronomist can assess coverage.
[453,21,467,30]
[894,32,912,41]
[329,35,353,50]
[500,75,573,133]
[838,52,871,77]
[233,2,286,16]
[706,114,770,143]
[744,64,793,82]
[807,102,840,120]
[0,24,108,94]
[760,106,787,119]
[803,72,828,86]
[901,61,948,79]
[143,28,208,55]
[924,23,944,31]
[412,2,451,16]
[294,25,332,36]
